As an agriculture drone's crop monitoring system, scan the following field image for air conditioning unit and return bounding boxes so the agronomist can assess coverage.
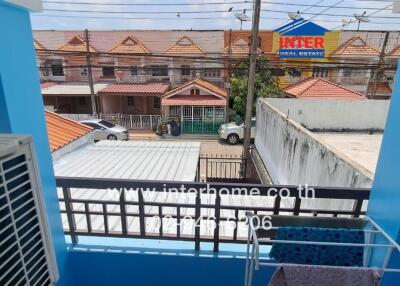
[0,135,58,286]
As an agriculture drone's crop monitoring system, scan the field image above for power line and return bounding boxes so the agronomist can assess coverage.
[36,7,400,19]
[42,0,393,11]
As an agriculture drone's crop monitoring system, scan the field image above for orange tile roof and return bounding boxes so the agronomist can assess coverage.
[108,36,151,54]
[331,37,379,56]
[367,81,392,95]
[41,82,58,89]
[98,82,170,95]
[45,111,93,152]
[163,79,227,98]
[34,39,46,50]
[162,95,226,106]
[283,78,367,100]
[387,46,400,57]
[163,36,205,55]
[58,35,97,52]
[222,37,262,55]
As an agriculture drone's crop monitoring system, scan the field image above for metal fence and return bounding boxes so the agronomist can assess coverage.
[60,113,161,130]
[57,177,370,252]
[198,155,245,181]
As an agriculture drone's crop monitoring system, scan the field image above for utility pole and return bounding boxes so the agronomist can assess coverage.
[225,29,233,122]
[84,29,97,115]
[370,31,389,99]
[243,0,261,176]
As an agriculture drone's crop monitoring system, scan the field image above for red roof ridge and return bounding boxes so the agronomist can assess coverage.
[58,35,97,52]
[284,77,366,99]
[162,36,205,54]
[163,78,227,98]
[34,38,46,50]
[331,36,379,56]
[387,46,400,56]
[108,35,151,54]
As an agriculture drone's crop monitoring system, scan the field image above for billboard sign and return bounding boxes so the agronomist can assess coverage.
[274,18,329,59]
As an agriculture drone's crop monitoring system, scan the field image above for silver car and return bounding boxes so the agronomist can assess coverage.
[218,118,256,145]
[81,119,129,141]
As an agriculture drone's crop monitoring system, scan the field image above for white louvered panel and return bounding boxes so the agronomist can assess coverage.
[0,135,58,286]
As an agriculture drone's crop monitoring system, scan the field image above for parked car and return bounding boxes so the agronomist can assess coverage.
[81,119,129,141]
[218,118,256,145]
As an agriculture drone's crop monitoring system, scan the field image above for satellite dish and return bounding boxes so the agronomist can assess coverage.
[235,9,251,30]
[341,18,352,26]
[354,13,369,23]
[354,11,369,31]
[288,11,301,20]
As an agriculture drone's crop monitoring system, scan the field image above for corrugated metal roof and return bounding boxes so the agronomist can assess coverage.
[53,141,201,182]
[41,83,109,96]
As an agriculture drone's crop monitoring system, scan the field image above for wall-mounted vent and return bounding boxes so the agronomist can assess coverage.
[0,135,58,286]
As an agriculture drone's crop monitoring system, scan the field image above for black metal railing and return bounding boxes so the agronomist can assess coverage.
[57,177,370,252]
[198,155,245,181]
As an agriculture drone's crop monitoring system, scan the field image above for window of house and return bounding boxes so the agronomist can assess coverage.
[181,65,191,76]
[78,97,87,106]
[343,68,352,78]
[102,66,115,78]
[127,96,135,106]
[44,59,64,77]
[190,88,200,95]
[204,68,221,78]
[312,67,328,78]
[287,67,302,77]
[153,97,161,109]
[131,66,138,76]
[80,66,88,76]
[151,65,168,77]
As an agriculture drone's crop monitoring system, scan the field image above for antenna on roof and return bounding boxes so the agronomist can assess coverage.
[341,18,352,29]
[354,11,369,31]
[235,9,251,30]
[288,11,301,20]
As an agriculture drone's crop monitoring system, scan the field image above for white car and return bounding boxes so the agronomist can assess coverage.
[81,119,129,141]
[218,118,256,145]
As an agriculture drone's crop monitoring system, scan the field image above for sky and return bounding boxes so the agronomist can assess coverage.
[30,0,400,31]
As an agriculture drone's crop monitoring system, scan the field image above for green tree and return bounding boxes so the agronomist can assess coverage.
[229,58,283,116]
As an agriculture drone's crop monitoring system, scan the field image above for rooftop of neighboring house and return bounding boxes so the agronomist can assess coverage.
[98,82,170,95]
[283,78,367,99]
[162,79,227,106]
[58,35,97,52]
[163,36,205,55]
[45,110,93,153]
[41,82,109,96]
[331,36,380,57]
[387,46,400,57]
[108,36,151,54]
[222,37,262,55]
[367,81,392,97]
[33,30,224,54]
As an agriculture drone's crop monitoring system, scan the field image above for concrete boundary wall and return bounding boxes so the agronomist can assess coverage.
[264,98,389,131]
[255,99,374,188]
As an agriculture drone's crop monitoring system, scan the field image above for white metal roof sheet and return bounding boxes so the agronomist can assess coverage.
[53,140,201,182]
[42,83,109,96]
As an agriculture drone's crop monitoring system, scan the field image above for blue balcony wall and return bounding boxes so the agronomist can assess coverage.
[367,60,400,284]
[0,1,67,282]
[61,250,275,286]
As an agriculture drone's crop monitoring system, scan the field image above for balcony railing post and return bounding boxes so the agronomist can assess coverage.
[352,199,364,218]
[213,191,221,252]
[138,188,146,236]
[120,189,128,235]
[194,191,201,251]
[62,187,78,244]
